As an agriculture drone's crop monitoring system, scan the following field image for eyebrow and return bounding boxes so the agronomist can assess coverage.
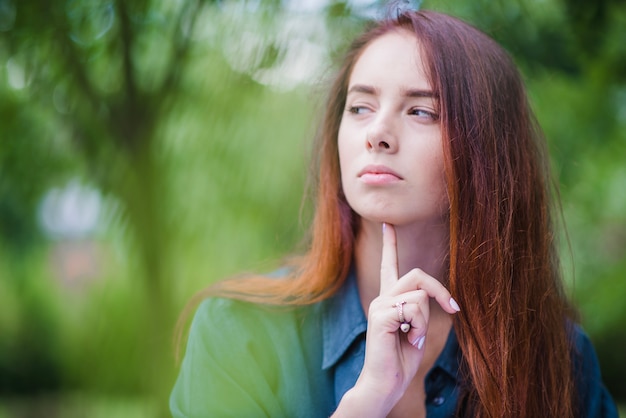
[347,84,438,99]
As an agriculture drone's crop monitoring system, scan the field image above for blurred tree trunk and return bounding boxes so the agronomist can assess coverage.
[4,0,206,413]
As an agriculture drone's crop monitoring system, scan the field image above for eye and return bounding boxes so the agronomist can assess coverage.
[409,107,439,122]
[347,105,371,115]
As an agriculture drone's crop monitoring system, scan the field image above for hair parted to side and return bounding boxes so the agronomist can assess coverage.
[176,9,578,417]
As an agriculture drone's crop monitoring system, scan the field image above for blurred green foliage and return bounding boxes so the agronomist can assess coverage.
[0,0,624,416]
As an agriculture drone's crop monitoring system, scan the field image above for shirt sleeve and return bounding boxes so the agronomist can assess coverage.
[169,298,287,418]
[573,326,619,418]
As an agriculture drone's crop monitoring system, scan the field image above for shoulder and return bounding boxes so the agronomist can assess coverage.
[191,296,322,338]
[171,297,330,417]
[570,324,605,380]
[186,296,325,366]
[570,324,619,418]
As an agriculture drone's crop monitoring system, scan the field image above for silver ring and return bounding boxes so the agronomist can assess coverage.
[394,301,411,333]
[394,301,407,323]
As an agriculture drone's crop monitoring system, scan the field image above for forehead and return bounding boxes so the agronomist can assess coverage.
[348,29,430,90]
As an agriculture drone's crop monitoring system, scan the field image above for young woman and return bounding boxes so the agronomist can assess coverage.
[170,9,618,418]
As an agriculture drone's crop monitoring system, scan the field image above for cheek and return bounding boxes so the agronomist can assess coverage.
[336,136,349,195]
[434,153,449,208]
[414,142,447,202]
[337,127,353,174]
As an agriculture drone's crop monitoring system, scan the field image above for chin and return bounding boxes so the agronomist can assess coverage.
[356,212,405,227]
[357,211,448,230]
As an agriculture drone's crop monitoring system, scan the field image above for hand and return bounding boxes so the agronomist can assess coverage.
[333,223,460,417]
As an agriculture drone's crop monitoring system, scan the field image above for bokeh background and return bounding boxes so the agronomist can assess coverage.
[1,0,624,416]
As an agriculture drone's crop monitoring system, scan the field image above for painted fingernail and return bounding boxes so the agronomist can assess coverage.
[449,297,461,312]
[413,335,426,350]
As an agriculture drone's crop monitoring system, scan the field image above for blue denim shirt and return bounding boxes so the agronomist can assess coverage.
[171,270,618,417]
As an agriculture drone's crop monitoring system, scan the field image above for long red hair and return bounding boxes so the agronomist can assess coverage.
[178,10,578,417]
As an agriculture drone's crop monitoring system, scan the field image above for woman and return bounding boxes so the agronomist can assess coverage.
[170,8,617,418]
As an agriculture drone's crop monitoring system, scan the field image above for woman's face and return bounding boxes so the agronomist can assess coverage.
[338,30,448,228]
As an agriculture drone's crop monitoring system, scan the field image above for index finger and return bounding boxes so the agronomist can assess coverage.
[379,222,399,294]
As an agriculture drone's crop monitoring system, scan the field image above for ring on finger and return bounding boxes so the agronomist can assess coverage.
[393,301,411,333]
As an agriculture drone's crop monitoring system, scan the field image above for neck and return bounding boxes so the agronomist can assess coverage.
[354,218,448,310]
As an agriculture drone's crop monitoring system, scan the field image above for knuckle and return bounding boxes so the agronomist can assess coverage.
[369,308,388,323]
[416,289,428,302]
[410,267,424,276]
[368,296,389,313]
[369,297,382,311]
[409,317,426,335]
[411,323,424,336]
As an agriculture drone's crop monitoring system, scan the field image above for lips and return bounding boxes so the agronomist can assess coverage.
[357,165,403,185]
[357,164,403,179]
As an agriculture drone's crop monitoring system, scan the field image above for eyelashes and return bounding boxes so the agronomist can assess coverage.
[347,105,370,114]
[409,108,439,122]
[345,105,439,123]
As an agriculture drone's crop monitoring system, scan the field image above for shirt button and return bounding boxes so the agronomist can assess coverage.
[432,396,445,406]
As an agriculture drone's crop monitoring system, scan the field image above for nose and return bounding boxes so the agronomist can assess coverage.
[365,114,398,153]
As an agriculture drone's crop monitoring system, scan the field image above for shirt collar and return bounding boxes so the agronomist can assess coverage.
[321,268,368,370]
[431,324,461,380]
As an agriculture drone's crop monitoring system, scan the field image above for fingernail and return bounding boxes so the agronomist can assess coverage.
[449,297,461,312]
[413,335,426,350]
[382,222,387,232]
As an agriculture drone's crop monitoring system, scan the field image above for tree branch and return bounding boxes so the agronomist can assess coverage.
[157,0,204,101]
